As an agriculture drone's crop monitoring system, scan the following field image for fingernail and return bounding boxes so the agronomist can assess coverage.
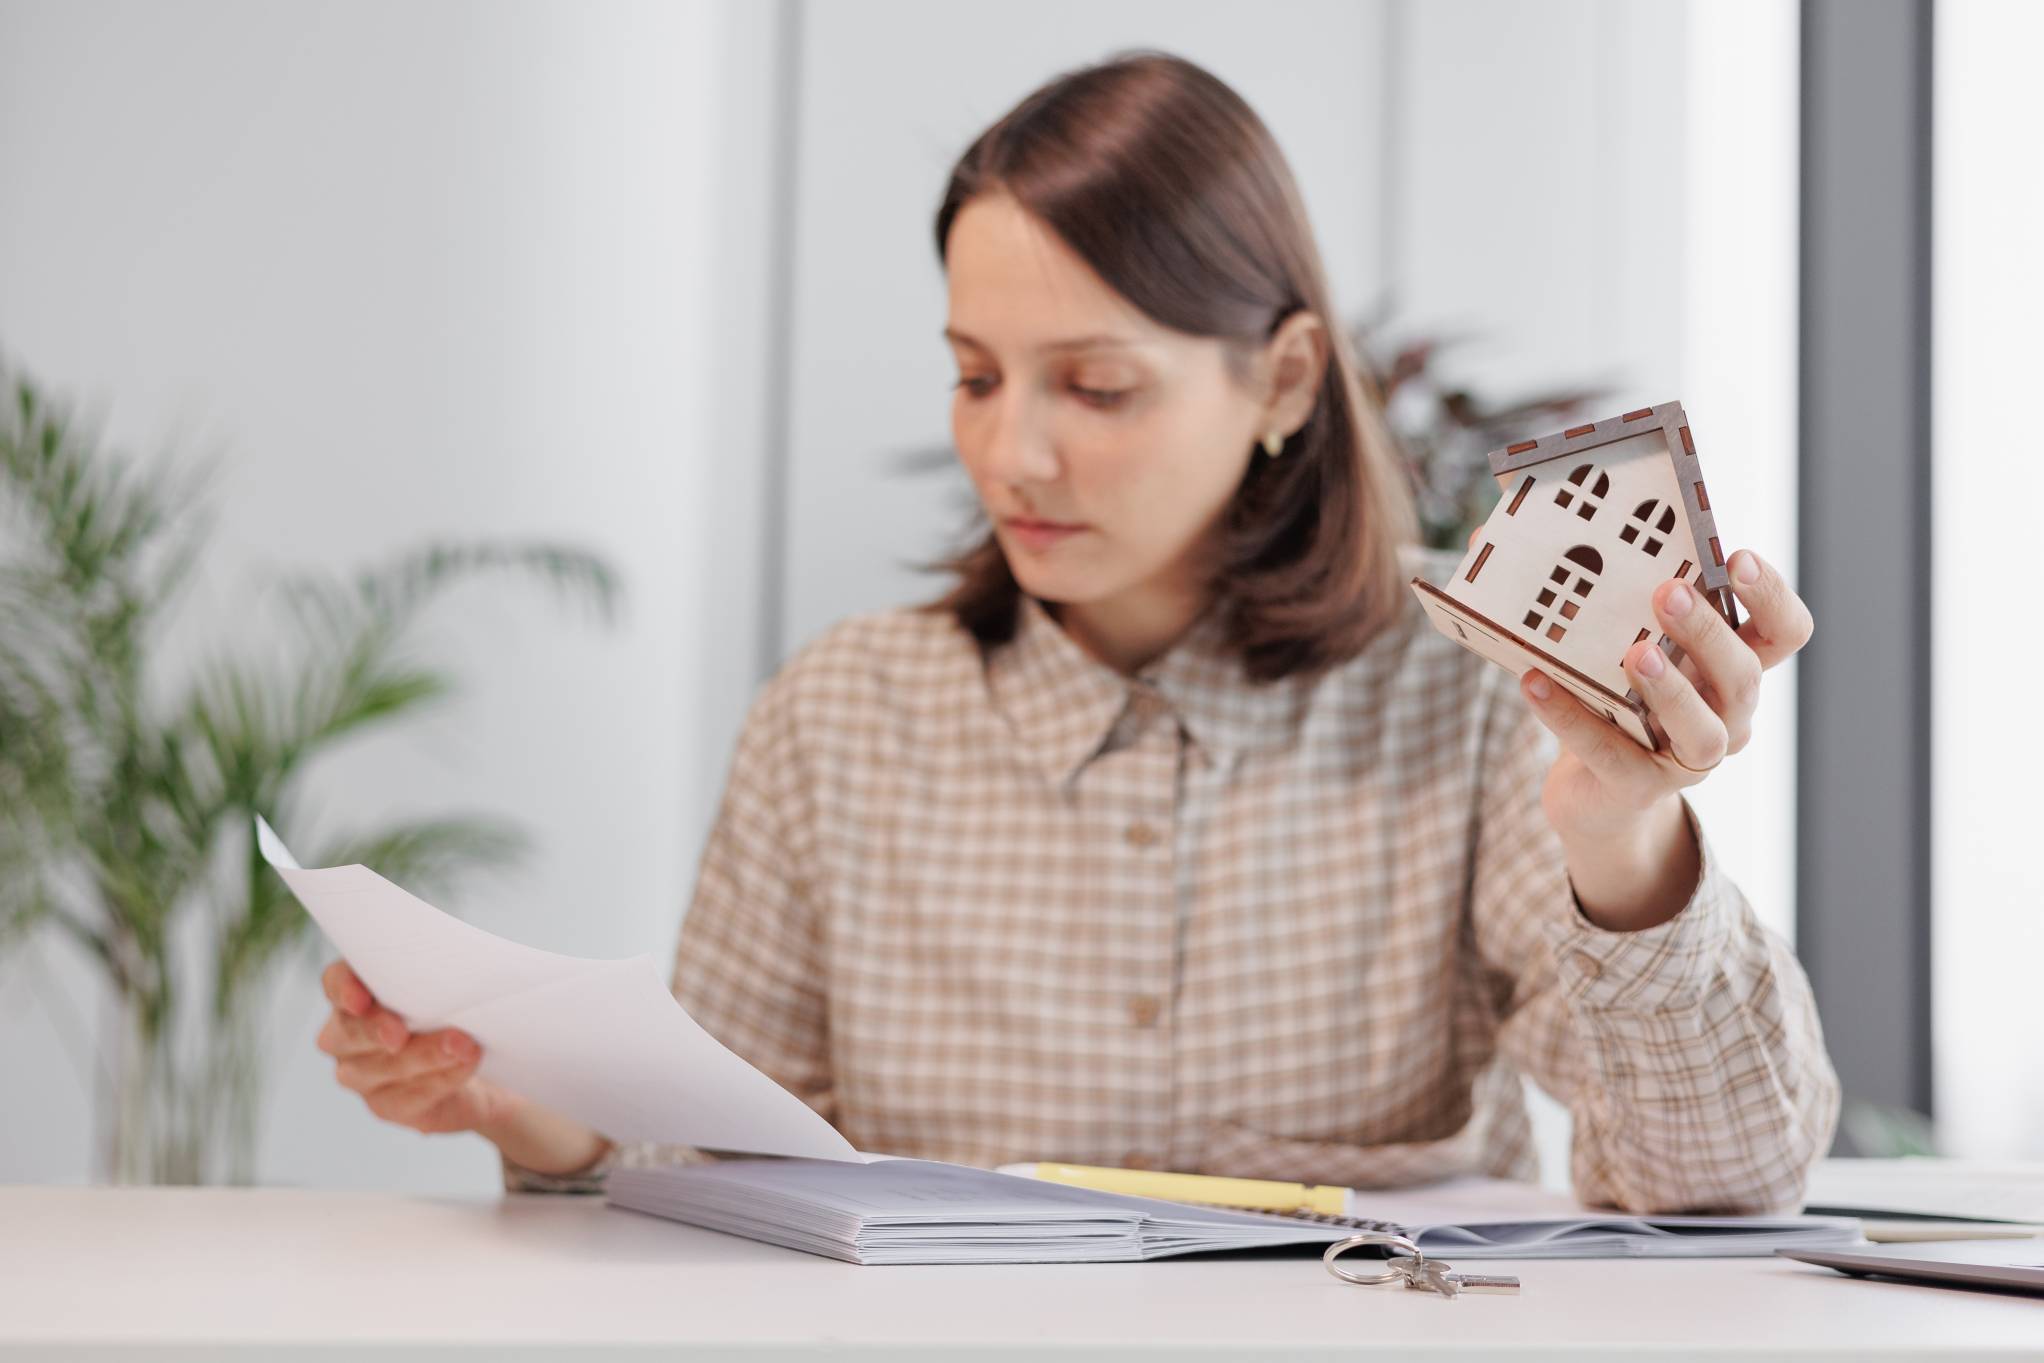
[1734,551,1762,585]
[1636,645,1665,679]
[442,1033,463,1058]
[1525,673,1552,701]
[1665,583,1694,617]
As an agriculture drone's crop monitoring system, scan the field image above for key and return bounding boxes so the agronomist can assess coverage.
[1388,1255,1522,1296]
[1388,1254,1457,1297]
[1412,1259,1460,1298]
[1441,1269,1522,1294]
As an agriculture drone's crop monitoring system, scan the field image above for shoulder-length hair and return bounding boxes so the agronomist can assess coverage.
[923,49,1417,683]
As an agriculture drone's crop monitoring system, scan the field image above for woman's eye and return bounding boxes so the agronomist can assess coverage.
[951,375,1127,408]
[1072,384,1130,408]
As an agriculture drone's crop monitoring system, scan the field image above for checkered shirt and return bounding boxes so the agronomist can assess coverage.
[503,548,1839,1212]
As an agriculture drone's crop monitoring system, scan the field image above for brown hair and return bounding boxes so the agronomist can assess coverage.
[924,49,1417,683]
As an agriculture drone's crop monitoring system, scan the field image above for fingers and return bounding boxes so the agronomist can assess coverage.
[1623,640,1727,776]
[1727,549,1814,670]
[335,1029,482,1097]
[321,959,374,1017]
[363,1057,488,1134]
[315,1002,411,1059]
[1652,577,1762,754]
[315,1009,405,1057]
[316,957,492,1135]
[313,961,411,1060]
[1521,669,1665,798]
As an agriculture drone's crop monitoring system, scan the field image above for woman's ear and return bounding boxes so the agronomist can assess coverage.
[1261,310,1330,438]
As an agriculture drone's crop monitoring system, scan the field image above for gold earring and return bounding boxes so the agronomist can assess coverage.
[1262,430,1285,457]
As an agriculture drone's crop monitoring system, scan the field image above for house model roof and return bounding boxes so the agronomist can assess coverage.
[1488,400,1735,610]
[1408,399,1739,752]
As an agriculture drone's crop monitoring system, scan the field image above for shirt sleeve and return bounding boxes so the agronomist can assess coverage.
[1466,673,1842,1214]
[501,665,836,1194]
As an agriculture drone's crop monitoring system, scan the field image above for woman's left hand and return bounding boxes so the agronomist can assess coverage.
[1520,547,1814,931]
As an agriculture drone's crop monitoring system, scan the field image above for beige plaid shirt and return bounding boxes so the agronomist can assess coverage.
[504,547,1839,1213]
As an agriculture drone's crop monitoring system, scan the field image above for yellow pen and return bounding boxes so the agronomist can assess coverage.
[995,1161,1350,1216]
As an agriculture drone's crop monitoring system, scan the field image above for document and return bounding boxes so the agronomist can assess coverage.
[256,816,861,1161]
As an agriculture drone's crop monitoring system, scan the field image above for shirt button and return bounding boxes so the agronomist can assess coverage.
[1125,821,1160,848]
[1129,995,1162,1027]
[1122,1152,1157,1171]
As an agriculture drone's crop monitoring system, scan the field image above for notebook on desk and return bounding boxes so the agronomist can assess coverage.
[605,1157,1864,1266]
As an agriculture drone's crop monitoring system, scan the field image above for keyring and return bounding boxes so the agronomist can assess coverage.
[1323,1232,1425,1285]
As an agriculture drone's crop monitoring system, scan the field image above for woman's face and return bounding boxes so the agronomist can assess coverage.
[942,193,1298,617]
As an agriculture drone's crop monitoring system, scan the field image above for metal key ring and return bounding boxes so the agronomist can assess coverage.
[1323,1232,1425,1285]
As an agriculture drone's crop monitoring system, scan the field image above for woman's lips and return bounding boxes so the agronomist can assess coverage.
[1002,518,1089,552]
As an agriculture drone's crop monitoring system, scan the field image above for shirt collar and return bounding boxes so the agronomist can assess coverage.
[984,593,1306,788]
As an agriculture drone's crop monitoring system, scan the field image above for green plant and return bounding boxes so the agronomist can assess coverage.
[1839,1099,1941,1159]
[1347,305,1614,550]
[0,360,619,1184]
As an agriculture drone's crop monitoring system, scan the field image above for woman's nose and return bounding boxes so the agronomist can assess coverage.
[976,388,1061,487]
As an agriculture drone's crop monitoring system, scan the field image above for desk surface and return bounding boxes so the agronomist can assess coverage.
[0,1186,2038,1361]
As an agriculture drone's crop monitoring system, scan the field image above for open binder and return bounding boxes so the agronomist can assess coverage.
[606,1156,1864,1266]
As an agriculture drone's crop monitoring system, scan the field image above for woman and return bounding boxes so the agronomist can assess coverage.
[316,51,1836,1213]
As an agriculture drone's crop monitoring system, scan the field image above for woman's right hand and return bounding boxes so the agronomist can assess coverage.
[317,959,521,1136]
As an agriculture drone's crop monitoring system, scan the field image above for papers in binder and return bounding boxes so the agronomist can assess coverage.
[256,815,860,1161]
[605,1158,1868,1266]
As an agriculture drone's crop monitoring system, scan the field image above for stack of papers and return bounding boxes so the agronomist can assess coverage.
[611,1157,1308,1264]
[1804,1158,2044,1242]
[1807,1158,2044,1223]
[606,1158,1866,1266]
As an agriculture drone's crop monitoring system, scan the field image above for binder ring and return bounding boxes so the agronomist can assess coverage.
[1323,1232,1425,1285]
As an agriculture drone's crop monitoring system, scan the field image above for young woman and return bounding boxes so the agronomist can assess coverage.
[316,51,1836,1213]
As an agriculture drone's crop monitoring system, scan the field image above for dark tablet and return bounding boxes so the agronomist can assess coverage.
[1780,1239,2044,1296]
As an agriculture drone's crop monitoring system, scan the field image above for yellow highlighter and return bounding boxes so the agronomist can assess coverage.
[996,1161,1351,1216]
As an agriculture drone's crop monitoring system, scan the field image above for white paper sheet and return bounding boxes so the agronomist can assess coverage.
[257,815,861,1161]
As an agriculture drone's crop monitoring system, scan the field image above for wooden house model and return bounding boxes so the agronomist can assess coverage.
[1409,399,1740,752]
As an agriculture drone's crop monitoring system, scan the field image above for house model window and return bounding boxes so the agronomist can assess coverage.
[1409,399,1740,752]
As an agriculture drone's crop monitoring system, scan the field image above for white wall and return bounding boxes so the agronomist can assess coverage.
[0,0,743,1191]
[1932,0,2044,1161]
[1375,0,1798,1183]
[1389,0,1800,948]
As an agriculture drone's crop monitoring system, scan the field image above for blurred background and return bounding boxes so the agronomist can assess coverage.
[0,0,2034,1196]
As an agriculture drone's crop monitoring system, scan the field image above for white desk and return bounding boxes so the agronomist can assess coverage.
[0,1185,2037,1361]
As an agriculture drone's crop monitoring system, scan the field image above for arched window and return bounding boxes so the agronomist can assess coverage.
[1554,464,1611,521]
[1620,498,1679,557]
[1523,545,1603,644]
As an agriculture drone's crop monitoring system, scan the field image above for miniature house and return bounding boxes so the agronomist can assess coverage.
[1410,399,1739,752]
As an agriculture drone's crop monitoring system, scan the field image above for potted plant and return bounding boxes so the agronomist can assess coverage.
[0,361,618,1184]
